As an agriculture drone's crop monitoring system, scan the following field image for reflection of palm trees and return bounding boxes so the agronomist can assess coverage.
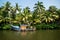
[20,31,35,37]
[20,32,27,36]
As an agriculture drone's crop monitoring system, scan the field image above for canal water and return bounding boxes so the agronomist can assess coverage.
[0,30,60,40]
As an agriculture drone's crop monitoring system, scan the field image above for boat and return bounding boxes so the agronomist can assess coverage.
[11,25,20,31]
[11,25,36,31]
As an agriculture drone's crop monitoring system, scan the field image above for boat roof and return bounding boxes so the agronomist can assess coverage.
[21,24,28,26]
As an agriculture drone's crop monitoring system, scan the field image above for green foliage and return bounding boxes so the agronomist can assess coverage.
[0,1,60,30]
[2,24,11,30]
[34,23,60,30]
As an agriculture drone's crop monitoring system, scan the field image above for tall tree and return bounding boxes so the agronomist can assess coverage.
[15,3,21,14]
[33,1,45,24]
[2,1,11,18]
[49,6,59,20]
[34,1,45,14]
[49,6,57,13]
[21,7,31,24]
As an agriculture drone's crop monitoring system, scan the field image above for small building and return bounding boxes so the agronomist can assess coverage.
[20,25,27,31]
[11,24,36,31]
[20,25,36,31]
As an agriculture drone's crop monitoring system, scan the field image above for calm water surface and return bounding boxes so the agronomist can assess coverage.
[0,30,60,40]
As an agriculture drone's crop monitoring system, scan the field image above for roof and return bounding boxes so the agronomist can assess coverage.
[21,24,28,27]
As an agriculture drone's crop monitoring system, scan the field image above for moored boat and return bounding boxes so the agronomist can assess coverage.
[11,25,20,31]
[11,25,36,31]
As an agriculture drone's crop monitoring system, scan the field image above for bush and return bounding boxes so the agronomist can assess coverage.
[2,24,11,30]
[34,23,60,30]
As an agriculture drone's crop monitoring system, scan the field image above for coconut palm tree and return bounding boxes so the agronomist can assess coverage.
[43,11,54,23]
[1,1,11,24]
[49,6,57,13]
[21,7,32,24]
[57,9,60,23]
[33,1,45,24]
[34,1,45,14]
[15,3,22,24]
[57,9,60,18]
[15,3,21,14]
[49,6,59,21]
[23,7,30,22]
[43,6,59,23]
[2,1,11,17]
[0,15,3,23]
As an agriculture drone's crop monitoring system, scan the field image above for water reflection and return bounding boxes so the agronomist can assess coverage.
[20,32,27,36]
[0,30,60,40]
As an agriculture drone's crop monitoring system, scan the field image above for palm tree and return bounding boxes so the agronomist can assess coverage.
[3,1,11,17]
[34,1,45,14]
[43,6,59,23]
[57,9,60,23]
[33,1,45,24]
[57,9,60,18]
[49,6,59,21]
[15,3,21,14]
[1,1,11,24]
[43,11,54,23]
[21,7,31,24]
[49,6,57,13]
[15,3,22,24]
[0,15,3,23]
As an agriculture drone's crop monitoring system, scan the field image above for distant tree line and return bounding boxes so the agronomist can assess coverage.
[0,1,60,30]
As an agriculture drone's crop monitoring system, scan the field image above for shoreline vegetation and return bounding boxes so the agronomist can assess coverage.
[0,1,60,30]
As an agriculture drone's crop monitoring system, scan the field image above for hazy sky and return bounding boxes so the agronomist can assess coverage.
[0,0,60,11]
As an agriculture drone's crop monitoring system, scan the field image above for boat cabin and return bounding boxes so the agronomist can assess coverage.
[20,25,27,30]
[20,25,36,31]
[11,24,36,31]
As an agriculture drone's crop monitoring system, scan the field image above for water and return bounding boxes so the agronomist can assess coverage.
[0,30,60,40]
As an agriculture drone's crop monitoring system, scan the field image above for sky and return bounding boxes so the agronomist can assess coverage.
[0,0,60,11]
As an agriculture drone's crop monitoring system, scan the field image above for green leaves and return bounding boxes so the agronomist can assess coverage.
[0,1,60,30]
[3,24,11,30]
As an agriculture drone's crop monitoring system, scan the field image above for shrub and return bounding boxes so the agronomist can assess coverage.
[3,24,11,30]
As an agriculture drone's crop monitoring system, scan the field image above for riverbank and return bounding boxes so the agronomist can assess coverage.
[0,23,60,30]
